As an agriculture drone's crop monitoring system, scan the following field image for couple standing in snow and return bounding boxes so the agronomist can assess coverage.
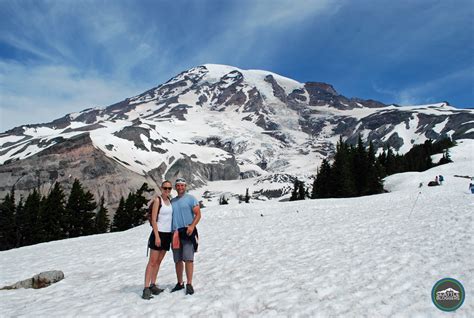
[142,178,201,299]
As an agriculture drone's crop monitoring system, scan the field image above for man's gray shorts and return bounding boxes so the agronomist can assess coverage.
[173,239,194,263]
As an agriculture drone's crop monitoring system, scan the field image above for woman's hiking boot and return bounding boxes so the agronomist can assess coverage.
[149,284,164,295]
[170,282,184,292]
[185,284,194,295]
[142,287,153,300]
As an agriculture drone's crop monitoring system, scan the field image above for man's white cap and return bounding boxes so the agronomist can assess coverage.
[175,178,187,185]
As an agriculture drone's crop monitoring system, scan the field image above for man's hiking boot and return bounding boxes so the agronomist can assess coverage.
[170,282,184,293]
[149,284,164,295]
[142,287,153,300]
[185,284,194,295]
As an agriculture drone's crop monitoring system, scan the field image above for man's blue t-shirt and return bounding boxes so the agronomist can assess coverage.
[171,193,199,231]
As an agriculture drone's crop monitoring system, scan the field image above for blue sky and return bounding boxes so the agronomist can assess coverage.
[0,0,473,132]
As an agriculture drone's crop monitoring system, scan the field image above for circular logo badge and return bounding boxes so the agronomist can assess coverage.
[432,278,465,312]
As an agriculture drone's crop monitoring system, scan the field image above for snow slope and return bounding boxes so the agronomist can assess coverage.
[0,141,473,317]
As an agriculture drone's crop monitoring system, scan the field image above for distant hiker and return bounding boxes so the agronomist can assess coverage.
[170,178,201,295]
[469,182,474,194]
[435,175,439,185]
[142,180,173,300]
[439,175,444,185]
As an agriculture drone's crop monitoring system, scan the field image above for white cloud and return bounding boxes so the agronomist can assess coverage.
[193,0,342,68]
[242,0,340,29]
[0,61,144,132]
[373,67,474,106]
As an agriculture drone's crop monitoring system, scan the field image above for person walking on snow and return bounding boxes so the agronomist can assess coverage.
[170,178,201,295]
[142,181,174,300]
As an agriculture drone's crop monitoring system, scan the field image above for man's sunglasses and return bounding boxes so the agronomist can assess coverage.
[162,187,172,190]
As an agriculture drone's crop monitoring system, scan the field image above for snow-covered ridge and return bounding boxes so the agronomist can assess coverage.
[201,63,304,96]
[1,64,473,207]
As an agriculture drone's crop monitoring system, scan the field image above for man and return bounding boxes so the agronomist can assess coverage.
[170,178,201,295]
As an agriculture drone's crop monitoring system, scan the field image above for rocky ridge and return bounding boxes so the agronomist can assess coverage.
[1,64,473,209]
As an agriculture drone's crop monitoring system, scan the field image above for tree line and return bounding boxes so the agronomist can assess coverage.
[290,136,454,200]
[0,179,152,251]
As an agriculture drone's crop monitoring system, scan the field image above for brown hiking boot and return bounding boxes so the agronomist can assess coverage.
[149,284,164,295]
[142,287,153,300]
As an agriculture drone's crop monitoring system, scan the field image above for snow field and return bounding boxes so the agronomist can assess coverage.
[1,156,472,316]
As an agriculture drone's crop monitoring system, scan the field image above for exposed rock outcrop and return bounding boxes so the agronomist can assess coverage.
[1,270,65,290]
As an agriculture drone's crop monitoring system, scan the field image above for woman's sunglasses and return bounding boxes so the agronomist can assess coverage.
[162,187,172,190]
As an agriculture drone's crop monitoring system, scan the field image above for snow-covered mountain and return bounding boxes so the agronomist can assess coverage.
[0,64,473,206]
[1,140,472,316]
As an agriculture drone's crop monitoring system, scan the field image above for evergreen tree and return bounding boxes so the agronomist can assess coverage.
[366,141,384,195]
[95,196,110,234]
[65,179,97,237]
[219,195,229,205]
[290,179,299,201]
[385,145,397,175]
[377,137,455,176]
[14,197,25,247]
[21,189,41,246]
[80,189,97,236]
[131,183,151,227]
[110,183,157,232]
[245,188,250,203]
[123,192,136,228]
[377,150,387,177]
[0,190,16,250]
[37,183,66,242]
[312,159,332,198]
[332,137,356,197]
[438,149,452,165]
[298,181,306,200]
[64,179,81,237]
[353,136,369,195]
[111,197,127,232]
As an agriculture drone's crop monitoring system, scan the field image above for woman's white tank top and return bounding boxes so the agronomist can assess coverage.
[157,196,172,233]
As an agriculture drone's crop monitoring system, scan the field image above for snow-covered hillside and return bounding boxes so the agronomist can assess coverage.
[1,64,473,209]
[1,140,472,317]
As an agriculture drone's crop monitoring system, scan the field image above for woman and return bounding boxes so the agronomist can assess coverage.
[142,180,173,300]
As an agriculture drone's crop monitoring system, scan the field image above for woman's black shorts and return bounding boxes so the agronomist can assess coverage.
[148,231,172,251]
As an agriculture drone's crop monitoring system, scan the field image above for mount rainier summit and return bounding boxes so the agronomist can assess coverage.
[1,64,473,207]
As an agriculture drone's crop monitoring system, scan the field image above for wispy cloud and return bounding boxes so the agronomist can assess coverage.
[192,0,342,69]
[373,67,474,106]
[0,0,472,132]
[0,61,143,129]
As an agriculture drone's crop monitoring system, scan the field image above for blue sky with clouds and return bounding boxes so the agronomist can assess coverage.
[0,0,473,132]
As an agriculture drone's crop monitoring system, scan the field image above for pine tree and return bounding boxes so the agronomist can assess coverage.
[37,183,66,242]
[298,181,306,200]
[21,189,41,246]
[111,197,128,232]
[14,197,25,247]
[290,179,299,201]
[123,192,136,228]
[438,149,452,165]
[95,196,110,234]
[81,189,97,236]
[131,183,151,227]
[353,136,369,195]
[312,159,332,198]
[332,137,356,197]
[65,179,97,237]
[64,179,81,237]
[366,141,384,195]
[245,188,250,203]
[0,190,17,250]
